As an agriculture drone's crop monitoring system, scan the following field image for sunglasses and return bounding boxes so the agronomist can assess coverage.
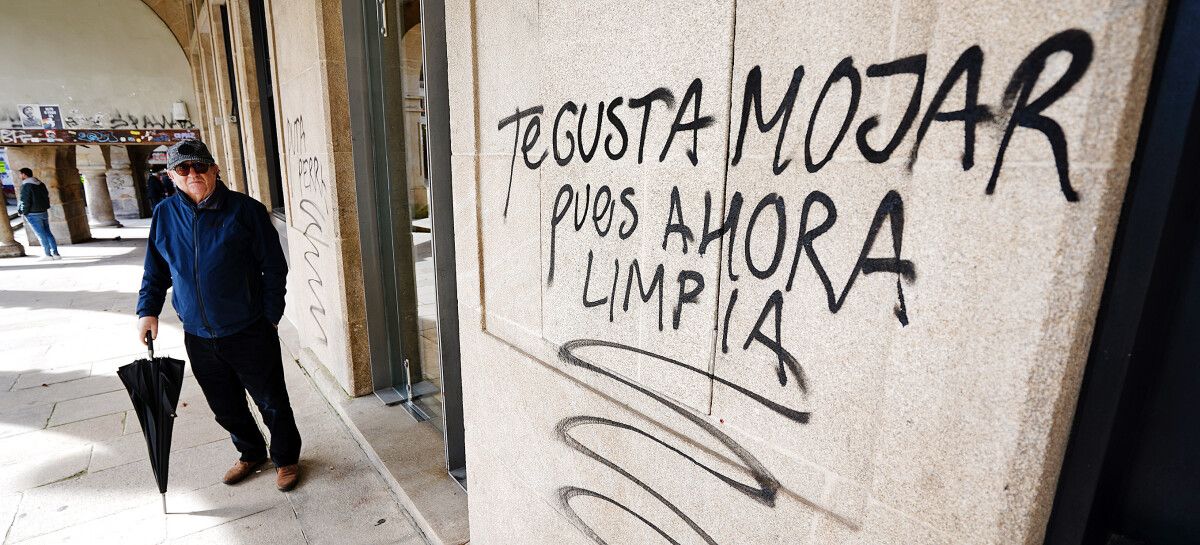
[173,162,211,175]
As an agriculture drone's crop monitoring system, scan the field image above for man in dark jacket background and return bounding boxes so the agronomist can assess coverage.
[144,169,166,210]
[16,168,60,261]
[136,138,302,491]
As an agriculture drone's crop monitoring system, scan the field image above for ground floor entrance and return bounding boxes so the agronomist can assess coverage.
[344,0,467,488]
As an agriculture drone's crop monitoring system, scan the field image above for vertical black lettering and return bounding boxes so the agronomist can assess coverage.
[673,270,705,330]
[989,29,1093,202]
[856,54,926,163]
[573,184,591,230]
[732,65,805,175]
[660,78,716,166]
[605,97,629,160]
[592,185,614,236]
[582,250,608,308]
[908,46,990,172]
[805,57,862,173]
[745,193,787,279]
[553,101,579,166]
[608,258,620,322]
[578,101,605,163]
[623,259,665,331]
[721,288,738,353]
[548,184,573,285]
[700,190,743,282]
[837,191,915,325]
[618,187,639,239]
[786,190,837,293]
[743,290,804,391]
[662,186,695,254]
[628,88,675,164]
[522,116,547,169]
[497,105,544,217]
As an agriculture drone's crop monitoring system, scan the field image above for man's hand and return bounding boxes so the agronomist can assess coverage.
[138,316,159,345]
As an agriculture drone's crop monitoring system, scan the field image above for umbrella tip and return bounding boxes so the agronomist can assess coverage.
[162,493,167,515]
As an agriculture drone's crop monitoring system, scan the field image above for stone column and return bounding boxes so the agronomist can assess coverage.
[6,146,92,246]
[80,167,121,227]
[106,146,141,219]
[77,145,120,228]
[0,208,25,257]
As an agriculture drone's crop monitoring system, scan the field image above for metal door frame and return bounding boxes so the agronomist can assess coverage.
[418,0,467,485]
[343,0,422,405]
[342,0,467,487]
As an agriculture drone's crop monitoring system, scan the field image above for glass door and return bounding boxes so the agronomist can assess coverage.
[349,0,466,488]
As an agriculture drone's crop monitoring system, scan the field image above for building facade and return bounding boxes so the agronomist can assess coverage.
[442,1,1173,544]
[5,0,1196,543]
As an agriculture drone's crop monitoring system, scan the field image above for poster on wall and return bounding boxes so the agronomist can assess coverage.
[17,104,40,128]
[38,105,63,129]
[0,148,12,204]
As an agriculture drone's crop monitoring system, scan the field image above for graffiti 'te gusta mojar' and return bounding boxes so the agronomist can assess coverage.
[498,28,1095,208]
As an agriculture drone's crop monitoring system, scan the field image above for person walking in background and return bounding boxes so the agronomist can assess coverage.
[136,138,302,492]
[17,168,60,261]
[145,169,165,210]
[159,170,176,197]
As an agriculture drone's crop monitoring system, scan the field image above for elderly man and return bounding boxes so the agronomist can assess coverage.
[136,139,301,491]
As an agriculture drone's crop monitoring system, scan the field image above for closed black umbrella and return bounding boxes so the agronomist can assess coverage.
[117,333,186,514]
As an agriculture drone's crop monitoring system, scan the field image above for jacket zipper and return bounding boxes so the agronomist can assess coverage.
[191,208,215,337]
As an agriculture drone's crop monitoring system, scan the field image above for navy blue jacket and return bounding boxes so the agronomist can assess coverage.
[137,182,287,338]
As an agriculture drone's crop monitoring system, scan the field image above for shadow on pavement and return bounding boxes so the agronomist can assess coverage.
[0,239,144,273]
[1,289,138,314]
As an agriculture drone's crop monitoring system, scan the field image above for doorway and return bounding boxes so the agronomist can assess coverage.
[346,0,466,488]
[246,0,285,214]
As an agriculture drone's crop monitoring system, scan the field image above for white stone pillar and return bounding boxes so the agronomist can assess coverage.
[106,146,140,219]
[0,209,25,258]
[81,167,121,227]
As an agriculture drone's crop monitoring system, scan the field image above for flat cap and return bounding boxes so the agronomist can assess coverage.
[166,139,216,169]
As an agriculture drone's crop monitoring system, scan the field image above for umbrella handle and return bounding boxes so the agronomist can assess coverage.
[145,331,154,359]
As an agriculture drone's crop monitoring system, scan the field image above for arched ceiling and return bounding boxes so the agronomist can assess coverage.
[141,0,191,53]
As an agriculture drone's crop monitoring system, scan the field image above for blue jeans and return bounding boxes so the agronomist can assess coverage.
[24,212,59,256]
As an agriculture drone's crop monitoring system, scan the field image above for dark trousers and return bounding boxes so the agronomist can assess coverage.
[184,318,302,467]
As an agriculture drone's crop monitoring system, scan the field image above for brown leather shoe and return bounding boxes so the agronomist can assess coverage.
[276,464,300,491]
[223,459,266,485]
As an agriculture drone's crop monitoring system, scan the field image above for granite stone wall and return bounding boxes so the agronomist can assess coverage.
[269,0,372,396]
[445,1,1167,543]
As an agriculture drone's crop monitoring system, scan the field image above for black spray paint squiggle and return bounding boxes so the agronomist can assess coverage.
[287,116,330,346]
[556,339,810,544]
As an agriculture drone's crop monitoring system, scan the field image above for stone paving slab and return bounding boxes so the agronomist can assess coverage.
[12,501,169,545]
[0,446,92,494]
[0,375,127,413]
[0,404,53,441]
[10,365,91,391]
[0,494,21,544]
[0,221,430,545]
[47,390,133,427]
[0,374,18,394]
[0,414,125,467]
[167,505,305,545]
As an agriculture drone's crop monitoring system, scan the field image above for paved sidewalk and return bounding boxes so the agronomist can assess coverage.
[0,220,429,545]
